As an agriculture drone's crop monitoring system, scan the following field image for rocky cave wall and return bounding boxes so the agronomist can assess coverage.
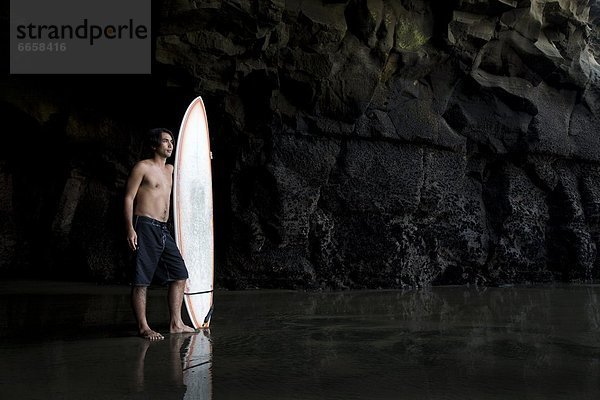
[1,0,599,288]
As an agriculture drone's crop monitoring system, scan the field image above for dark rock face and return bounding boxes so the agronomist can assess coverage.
[1,0,599,288]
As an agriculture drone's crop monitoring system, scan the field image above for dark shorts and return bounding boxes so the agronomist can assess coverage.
[131,215,189,286]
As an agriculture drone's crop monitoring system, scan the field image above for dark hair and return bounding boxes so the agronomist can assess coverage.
[145,128,174,151]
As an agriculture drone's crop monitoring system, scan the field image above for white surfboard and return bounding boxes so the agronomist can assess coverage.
[173,96,214,329]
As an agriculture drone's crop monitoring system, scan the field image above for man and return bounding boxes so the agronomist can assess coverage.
[124,128,196,340]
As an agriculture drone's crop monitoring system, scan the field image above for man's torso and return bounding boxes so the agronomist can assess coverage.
[134,160,173,222]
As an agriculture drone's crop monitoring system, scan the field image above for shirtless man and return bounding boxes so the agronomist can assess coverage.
[124,128,196,340]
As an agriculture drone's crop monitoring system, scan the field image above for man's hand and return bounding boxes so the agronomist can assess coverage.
[127,228,138,251]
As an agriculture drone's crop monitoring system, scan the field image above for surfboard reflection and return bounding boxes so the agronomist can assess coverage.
[181,330,213,400]
[133,331,212,399]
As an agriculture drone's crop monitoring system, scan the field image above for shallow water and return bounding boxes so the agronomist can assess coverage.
[1,282,599,399]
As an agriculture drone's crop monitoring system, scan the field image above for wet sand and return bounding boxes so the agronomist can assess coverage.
[0,281,196,399]
[1,281,599,399]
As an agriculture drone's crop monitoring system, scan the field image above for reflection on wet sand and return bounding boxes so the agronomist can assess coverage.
[182,330,212,400]
[133,331,212,399]
[1,282,599,399]
[0,283,213,400]
[212,287,600,399]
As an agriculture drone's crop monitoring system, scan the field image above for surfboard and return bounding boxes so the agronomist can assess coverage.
[173,96,214,329]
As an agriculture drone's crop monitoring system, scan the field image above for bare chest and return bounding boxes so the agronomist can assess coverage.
[141,168,172,193]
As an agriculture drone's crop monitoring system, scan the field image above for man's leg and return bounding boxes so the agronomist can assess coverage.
[168,279,196,334]
[132,286,164,340]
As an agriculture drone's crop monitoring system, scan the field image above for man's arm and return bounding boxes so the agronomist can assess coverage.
[124,162,145,251]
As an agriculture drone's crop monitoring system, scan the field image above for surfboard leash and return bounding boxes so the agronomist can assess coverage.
[184,289,214,295]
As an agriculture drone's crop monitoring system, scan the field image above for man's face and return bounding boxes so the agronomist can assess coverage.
[155,131,174,158]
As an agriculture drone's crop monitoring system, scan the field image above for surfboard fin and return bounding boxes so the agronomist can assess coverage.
[201,303,214,328]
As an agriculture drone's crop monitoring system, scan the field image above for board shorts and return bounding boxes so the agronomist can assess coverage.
[131,215,189,286]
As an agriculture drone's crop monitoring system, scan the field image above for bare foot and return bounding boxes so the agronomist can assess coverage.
[170,323,197,334]
[139,328,164,340]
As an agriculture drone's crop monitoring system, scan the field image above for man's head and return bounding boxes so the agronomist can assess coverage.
[145,128,174,158]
